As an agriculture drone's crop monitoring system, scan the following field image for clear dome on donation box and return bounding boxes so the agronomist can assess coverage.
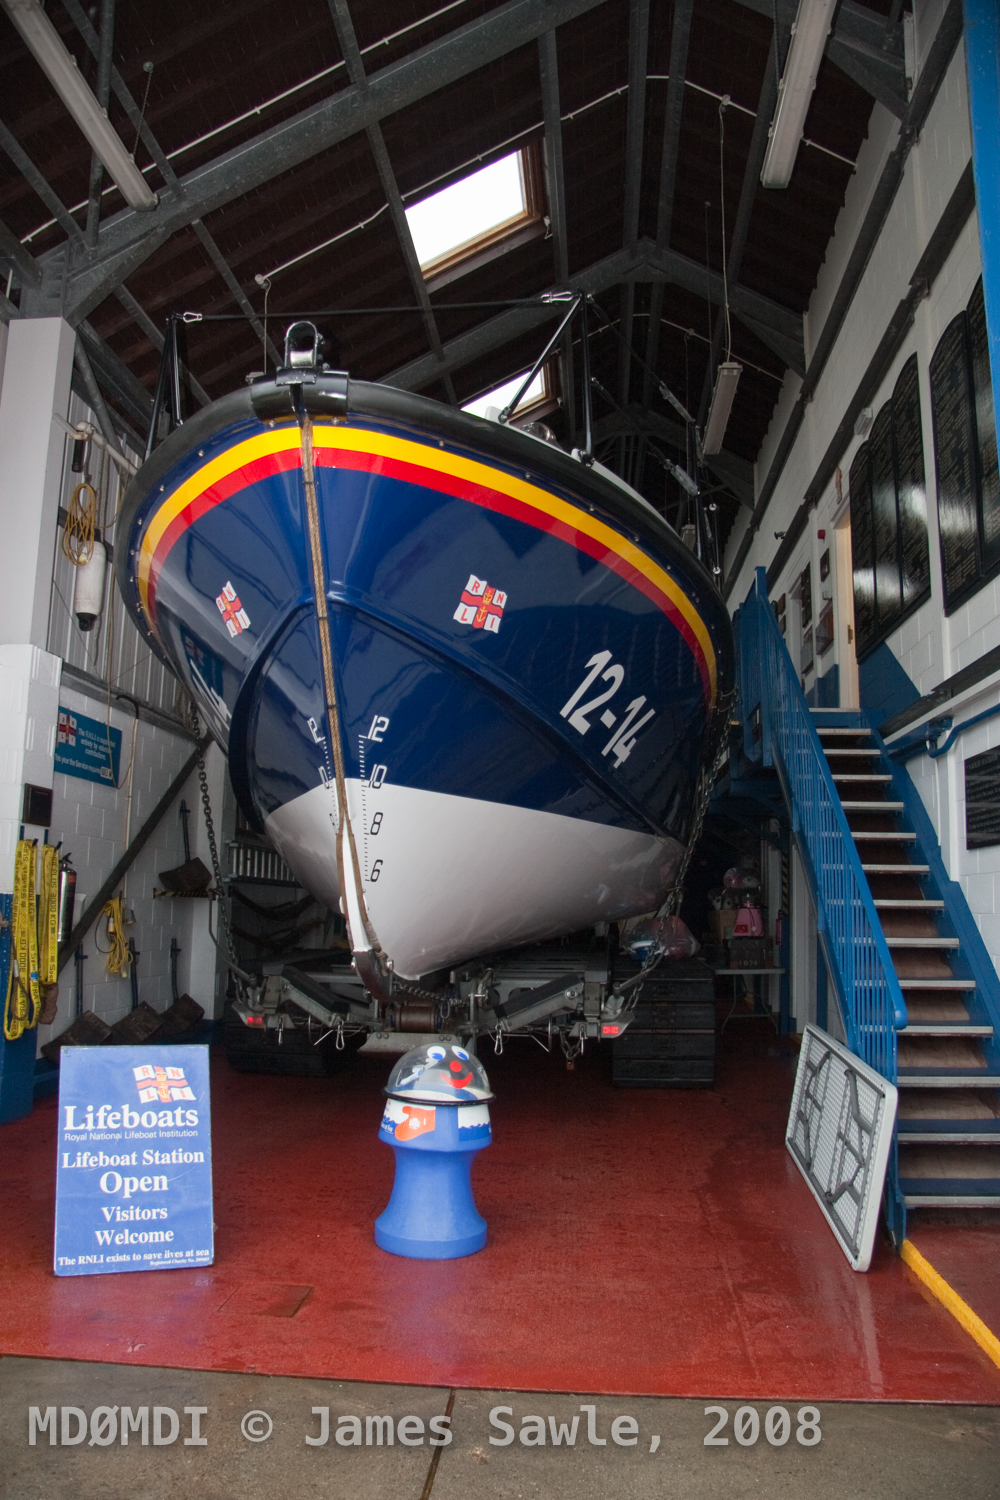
[386,1042,493,1104]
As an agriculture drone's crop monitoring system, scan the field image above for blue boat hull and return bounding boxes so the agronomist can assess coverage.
[117,382,734,978]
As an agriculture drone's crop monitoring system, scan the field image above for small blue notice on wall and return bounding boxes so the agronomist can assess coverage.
[55,705,122,786]
[54,1046,214,1276]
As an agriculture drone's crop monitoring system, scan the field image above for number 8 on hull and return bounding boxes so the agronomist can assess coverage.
[116,326,735,985]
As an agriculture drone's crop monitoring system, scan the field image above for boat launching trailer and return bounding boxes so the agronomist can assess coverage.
[225,943,717,1089]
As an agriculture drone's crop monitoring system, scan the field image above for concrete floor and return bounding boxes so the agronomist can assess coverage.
[3,1357,999,1500]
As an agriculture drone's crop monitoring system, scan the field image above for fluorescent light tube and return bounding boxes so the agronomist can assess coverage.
[2,0,157,212]
[760,0,838,190]
[702,361,742,455]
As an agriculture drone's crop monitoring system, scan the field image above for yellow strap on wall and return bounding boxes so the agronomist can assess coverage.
[39,843,59,987]
[4,840,41,1041]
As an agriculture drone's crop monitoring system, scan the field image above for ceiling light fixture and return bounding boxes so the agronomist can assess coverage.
[2,0,157,211]
[701,361,742,455]
[760,0,838,190]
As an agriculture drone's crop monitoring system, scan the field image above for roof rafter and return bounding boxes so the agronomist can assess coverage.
[61,0,281,367]
[382,236,802,391]
[616,0,649,475]
[28,0,612,324]
[733,0,908,117]
[593,403,754,508]
[639,0,694,414]
[537,27,576,442]
[327,0,456,403]
[696,22,788,426]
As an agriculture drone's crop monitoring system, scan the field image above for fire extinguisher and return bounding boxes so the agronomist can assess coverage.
[58,853,77,948]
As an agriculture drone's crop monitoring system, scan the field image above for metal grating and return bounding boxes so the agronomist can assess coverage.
[227,841,297,886]
[786,1023,898,1272]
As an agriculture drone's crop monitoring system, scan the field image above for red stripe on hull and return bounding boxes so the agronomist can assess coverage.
[146,439,709,698]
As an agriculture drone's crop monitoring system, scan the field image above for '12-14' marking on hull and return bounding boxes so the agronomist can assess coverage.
[560,651,656,768]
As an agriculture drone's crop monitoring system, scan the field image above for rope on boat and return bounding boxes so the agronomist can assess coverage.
[298,415,388,978]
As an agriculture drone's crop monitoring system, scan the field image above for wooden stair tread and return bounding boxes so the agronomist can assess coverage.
[903,1194,1000,1205]
[879,913,946,936]
[897,1145,1000,1178]
[885,937,960,948]
[898,1075,1000,1086]
[862,863,930,873]
[902,1024,993,1036]
[875,899,945,908]
[897,1088,998,1119]
[852,831,917,840]
[897,1037,987,1069]
[844,799,905,809]
[893,942,959,954]
[897,978,976,989]
[902,998,971,1023]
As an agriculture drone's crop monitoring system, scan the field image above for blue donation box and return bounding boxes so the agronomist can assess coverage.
[54,1046,214,1277]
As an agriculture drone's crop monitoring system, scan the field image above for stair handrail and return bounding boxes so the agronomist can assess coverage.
[738,568,906,1079]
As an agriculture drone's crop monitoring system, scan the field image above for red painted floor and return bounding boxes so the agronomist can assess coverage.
[2,1030,999,1402]
[908,1210,1000,1346]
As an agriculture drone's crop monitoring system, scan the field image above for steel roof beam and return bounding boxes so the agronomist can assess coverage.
[76,318,153,429]
[617,0,650,462]
[60,0,281,369]
[537,29,575,440]
[382,238,802,390]
[696,35,786,427]
[639,0,694,417]
[36,0,611,324]
[0,213,40,288]
[84,0,116,248]
[327,0,456,402]
[733,0,908,117]
[643,240,803,373]
[593,403,754,507]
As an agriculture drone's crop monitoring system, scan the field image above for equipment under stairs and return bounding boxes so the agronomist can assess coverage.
[735,569,1000,1242]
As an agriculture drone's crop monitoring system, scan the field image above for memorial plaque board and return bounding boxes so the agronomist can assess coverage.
[932,313,981,611]
[969,279,1000,574]
[893,356,931,611]
[870,404,902,630]
[966,745,1000,849]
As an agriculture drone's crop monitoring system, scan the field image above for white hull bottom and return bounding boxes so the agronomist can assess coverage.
[265,779,683,979]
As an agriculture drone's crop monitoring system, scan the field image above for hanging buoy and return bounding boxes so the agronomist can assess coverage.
[73,540,106,631]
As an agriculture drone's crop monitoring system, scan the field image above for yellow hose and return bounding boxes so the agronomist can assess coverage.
[4,841,40,1041]
[101,896,132,978]
[62,480,97,565]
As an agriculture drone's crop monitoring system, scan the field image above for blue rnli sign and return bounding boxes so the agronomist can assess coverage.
[54,1046,214,1277]
[55,705,122,786]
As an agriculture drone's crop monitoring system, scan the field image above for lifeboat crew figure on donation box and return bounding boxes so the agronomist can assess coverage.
[375,1043,492,1259]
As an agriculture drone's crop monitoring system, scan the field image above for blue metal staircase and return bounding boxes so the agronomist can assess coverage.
[736,569,1000,1242]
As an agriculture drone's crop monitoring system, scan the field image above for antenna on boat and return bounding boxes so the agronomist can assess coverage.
[497,291,582,426]
[144,314,186,460]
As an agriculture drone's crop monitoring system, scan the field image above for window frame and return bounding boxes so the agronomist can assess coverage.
[413,144,545,289]
[462,362,557,425]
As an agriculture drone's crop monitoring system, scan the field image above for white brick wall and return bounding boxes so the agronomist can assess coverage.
[37,686,228,1047]
[728,9,1000,980]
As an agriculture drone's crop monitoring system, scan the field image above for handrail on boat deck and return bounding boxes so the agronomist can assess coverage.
[736,568,905,1081]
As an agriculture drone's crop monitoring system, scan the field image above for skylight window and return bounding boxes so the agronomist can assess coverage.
[462,367,549,421]
[405,148,542,281]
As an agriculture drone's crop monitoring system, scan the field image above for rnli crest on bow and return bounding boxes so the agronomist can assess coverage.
[453,574,507,634]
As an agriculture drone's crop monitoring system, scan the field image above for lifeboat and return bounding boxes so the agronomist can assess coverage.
[116,323,735,989]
